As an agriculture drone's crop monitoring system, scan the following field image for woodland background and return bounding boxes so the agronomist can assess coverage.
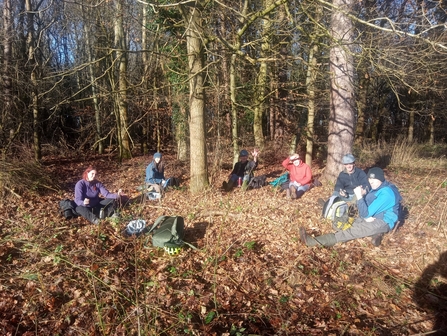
[1,0,447,335]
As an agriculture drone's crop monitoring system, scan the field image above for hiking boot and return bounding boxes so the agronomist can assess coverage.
[317,198,325,207]
[92,218,101,225]
[222,181,227,190]
[371,233,384,247]
[289,185,297,199]
[300,228,337,247]
[296,190,305,199]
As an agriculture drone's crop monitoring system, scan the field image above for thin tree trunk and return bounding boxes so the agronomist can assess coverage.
[305,42,319,167]
[114,0,131,160]
[83,8,103,154]
[408,110,414,142]
[355,73,369,144]
[25,0,41,161]
[230,52,239,165]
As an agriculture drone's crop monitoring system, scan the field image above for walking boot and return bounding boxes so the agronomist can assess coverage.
[299,227,318,247]
[300,227,337,247]
[289,185,297,199]
[225,180,235,192]
[296,190,305,199]
[371,233,384,247]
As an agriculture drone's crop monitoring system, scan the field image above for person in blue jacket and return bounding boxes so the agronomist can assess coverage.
[145,152,166,187]
[300,167,402,247]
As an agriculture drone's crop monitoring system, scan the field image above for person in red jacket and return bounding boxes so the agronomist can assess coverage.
[282,153,312,199]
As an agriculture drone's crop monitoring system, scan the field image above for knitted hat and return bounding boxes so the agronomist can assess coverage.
[154,152,162,159]
[239,150,249,157]
[342,154,356,164]
[367,167,385,182]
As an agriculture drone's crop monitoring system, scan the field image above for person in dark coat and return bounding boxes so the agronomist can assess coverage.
[223,149,259,191]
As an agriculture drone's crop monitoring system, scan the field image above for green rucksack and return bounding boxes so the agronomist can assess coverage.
[146,216,197,254]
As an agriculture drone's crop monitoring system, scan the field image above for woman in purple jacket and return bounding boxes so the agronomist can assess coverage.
[74,166,124,224]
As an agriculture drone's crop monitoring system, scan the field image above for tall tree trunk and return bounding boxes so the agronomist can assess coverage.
[180,3,208,193]
[305,42,319,167]
[429,114,435,145]
[408,110,415,142]
[114,0,131,160]
[253,0,274,150]
[325,0,356,182]
[230,52,240,165]
[1,0,12,160]
[83,8,103,154]
[25,0,41,161]
[355,72,369,144]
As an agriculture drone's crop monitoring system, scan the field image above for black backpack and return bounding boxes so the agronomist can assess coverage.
[59,199,79,220]
[248,175,267,189]
[166,177,180,188]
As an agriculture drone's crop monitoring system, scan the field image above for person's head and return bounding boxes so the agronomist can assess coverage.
[82,166,97,182]
[291,153,301,166]
[239,149,249,162]
[367,167,385,190]
[153,152,162,164]
[342,154,356,173]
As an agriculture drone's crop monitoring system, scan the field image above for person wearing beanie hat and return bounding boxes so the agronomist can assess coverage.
[223,148,259,191]
[330,154,370,202]
[145,152,166,187]
[282,153,313,200]
[301,166,402,248]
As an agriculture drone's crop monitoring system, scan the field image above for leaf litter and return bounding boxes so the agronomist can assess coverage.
[0,153,446,335]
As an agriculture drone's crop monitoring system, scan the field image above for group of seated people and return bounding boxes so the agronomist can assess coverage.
[223,150,402,247]
[72,150,402,247]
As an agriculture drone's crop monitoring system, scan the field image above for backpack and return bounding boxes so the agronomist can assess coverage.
[270,173,289,187]
[145,216,197,251]
[165,177,180,188]
[248,175,267,189]
[59,199,78,220]
[322,196,348,221]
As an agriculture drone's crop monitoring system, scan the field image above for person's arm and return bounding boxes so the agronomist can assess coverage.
[74,180,85,206]
[282,157,291,169]
[97,182,119,199]
[333,172,344,192]
[145,163,155,183]
[358,169,371,192]
[301,164,312,185]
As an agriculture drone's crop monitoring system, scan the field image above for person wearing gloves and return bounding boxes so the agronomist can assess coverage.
[74,166,125,225]
[145,152,167,189]
[300,167,402,247]
[282,153,312,199]
[223,149,259,191]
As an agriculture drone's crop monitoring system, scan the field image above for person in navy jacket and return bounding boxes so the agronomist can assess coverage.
[333,154,370,201]
[300,167,402,247]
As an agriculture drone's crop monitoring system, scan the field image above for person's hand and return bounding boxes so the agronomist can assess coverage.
[353,186,363,200]
[252,148,259,157]
[84,198,89,205]
[339,189,347,197]
[289,154,299,162]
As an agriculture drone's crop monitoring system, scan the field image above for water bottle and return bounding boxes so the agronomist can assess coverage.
[238,177,242,187]
[99,208,105,219]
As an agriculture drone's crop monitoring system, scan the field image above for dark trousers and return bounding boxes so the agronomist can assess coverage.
[75,198,116,224]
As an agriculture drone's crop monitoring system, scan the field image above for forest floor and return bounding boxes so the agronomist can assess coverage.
[1,147,447,336]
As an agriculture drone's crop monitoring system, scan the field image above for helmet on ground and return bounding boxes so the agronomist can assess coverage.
[125,219,146,236]
[342,154,356,164]
[239,150,249,157]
